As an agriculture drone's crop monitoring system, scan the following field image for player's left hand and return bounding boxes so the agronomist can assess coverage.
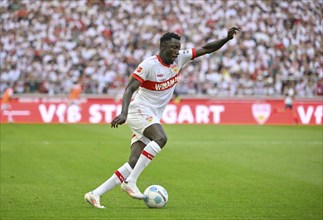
[227,27,241,39]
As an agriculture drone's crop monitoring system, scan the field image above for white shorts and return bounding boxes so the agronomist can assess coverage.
[126,104,160,145]
[68,99,81,106]
[1,104,11,111]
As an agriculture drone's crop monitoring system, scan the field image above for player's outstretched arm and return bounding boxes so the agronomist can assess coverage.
[111,77,141,128]
[195,27,241,58]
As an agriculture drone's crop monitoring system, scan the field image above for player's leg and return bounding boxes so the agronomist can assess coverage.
[126,123,167,182]
[128,140,146,168]
[120,140,152,199]
[85,139,146,207]
[122,124,167,199]
[85,161,133,208]
[2,104,14,123]
[143,123,168,148]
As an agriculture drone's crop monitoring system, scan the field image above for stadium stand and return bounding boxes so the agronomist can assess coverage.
[0,0,322,97]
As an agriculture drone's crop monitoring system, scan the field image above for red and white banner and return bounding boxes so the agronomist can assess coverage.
[1,97,322,125]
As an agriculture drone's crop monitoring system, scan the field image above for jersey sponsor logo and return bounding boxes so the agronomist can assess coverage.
[141,72,181,91]
[155,75,179,90]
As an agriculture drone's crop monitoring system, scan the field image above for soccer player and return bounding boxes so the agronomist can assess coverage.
[67,78,83,107]
[1,86,14,123]
[284,84,295,110]
[85,27,241,208]
[284,83,298,124]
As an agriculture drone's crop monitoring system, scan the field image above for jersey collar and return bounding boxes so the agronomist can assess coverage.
[156,55,170,67]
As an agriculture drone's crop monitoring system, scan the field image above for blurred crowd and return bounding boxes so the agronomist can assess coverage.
[1,0,322,97]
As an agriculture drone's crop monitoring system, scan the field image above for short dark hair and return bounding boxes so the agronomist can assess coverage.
[160,32,181,45]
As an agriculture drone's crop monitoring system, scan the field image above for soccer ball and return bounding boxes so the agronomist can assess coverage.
[144,185,168,208]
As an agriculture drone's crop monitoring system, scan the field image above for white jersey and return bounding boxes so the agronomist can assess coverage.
[129,48,196,119]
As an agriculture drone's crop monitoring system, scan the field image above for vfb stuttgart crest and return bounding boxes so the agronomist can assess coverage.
[252,103,271,125]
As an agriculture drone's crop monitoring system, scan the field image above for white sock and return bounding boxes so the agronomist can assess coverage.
[92,162,132,196]
[7,111,13,122]
[126,141,161,183]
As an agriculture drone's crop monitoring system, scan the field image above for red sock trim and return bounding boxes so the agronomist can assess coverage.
[114,170,125,183]
[142,150,154,160]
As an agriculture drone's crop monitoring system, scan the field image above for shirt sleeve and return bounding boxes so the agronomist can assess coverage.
[131,60,149,83]
[177,48,196,69]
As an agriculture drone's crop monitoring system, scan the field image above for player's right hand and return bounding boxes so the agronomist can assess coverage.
[111,113,127,128]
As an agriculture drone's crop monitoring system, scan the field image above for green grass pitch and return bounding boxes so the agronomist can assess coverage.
[1,124,322,220]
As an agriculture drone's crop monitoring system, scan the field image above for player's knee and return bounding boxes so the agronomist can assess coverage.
[154,135,167,148]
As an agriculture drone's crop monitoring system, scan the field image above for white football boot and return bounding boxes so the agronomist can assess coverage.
[121,181,147,200]
[84,192,106,208]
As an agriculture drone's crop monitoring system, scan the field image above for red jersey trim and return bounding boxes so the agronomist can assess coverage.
[141,72,181,91]
[156,55,170,67]
[192,48,197,60]
[132,74,144,83]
